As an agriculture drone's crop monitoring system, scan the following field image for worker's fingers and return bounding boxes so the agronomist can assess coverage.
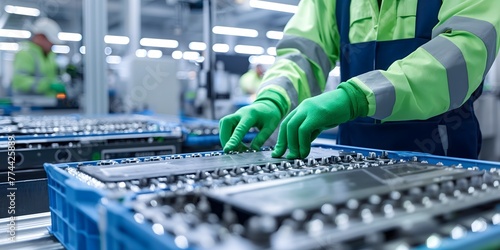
[298,122,314,159]
[223,116,255,153]
[311,129,322,143]
[234,142,250,152]
[250,125,276,151]
[285,111,306,159]
[219,114,240,148]
[272,110,296,158]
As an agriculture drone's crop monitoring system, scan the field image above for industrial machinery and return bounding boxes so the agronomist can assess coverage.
[0,115,183,170]
[43,146,500,250]
[0,114,183,217]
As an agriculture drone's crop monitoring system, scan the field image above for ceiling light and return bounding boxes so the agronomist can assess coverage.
[172,50,183,59]
[196,56,205,63]
[234,45,264,55]
[213,43,230,53]
[249,0,298,13]
[147,50,163,58]
[267,47,276,55]
[4,5,40,16]
[0,29,31,39]
[58,32,82,42]
[212,26,258,38]
[266,30,283,40]
[52,45,70,54]
[0,42,19,51]
[183,51,200,61]
[189,42,207,51]
[140,38,178,48]
[135,49,147,58]
[249,55,275,65]
[79,46,86,54]
[106,56,121,64]
[104,35,130,45]
[105,47,112,55]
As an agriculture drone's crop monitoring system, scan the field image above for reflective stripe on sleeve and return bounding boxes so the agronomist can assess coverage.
[277,35,332,80]
[356,70,396,120]
[422,36,469,110]
[279,53,321,96]
[433,16,497,78]
[258,76,299,110]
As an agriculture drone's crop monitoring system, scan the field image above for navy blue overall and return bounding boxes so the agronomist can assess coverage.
[335,0,482,159]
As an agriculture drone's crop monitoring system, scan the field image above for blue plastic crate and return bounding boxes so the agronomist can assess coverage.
[45,144,371,250]
[103,201,196,250]
[101,145,500,250]
[46,162,105,250]
[414,225,500,250]
[313,143,498,171]
[45,151,220,250]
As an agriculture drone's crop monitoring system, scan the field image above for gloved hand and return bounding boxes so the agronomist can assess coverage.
[220,91,288,152]
[272,82,368,159]
[50,82,66,93]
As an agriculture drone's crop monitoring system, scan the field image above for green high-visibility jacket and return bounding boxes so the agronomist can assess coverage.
[240,69,263,95]
[12,41,59,96]
[257,0,500,122]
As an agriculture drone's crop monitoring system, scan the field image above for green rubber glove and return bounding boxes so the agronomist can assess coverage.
[220,91,288,153]
[50,83,66,93]
[272,82,368,159]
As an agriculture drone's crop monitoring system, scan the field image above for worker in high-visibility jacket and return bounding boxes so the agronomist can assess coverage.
[12,17,66,96]
[220,0,500,160]
[239,64,265,95]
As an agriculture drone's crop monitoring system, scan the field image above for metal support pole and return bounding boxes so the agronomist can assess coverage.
[203,0,216,119]
[125,0,141,55]
[83,0,108,115]
[0,13,10,29]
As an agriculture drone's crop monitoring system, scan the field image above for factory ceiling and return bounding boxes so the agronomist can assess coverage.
[0,0,300,56]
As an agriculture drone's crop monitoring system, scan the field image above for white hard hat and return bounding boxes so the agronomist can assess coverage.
[32,17,63,45]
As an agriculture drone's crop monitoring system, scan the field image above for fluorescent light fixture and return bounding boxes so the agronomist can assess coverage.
[249,0,298,13]
[196,56,205,63]
[105,47,112,55]
[0,29,31,39]
[52,45,70,54]
[266,30,283,40]
[212,26,258,38]
[172,50,183,59]
[234,45,264,55]
[4,5,40,16]
[267,47,276,56]
[79,46,86,54]
[135,49,147,58]
[58,32,82,42]
[249,55,275,65]
[189,42,207,51]
[213,43,230,53]
[147,49,163,58]
[140,38,178,48]
[106,56,122,64]
[104,35,130,45]
[183,51,200,61]
[0,42,19,51]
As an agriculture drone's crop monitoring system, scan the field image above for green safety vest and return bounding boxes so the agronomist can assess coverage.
[257,0,500,122]
[12,41,59,96]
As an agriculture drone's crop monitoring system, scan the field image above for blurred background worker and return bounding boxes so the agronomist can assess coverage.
[220,0,500,160]
[239,64,265,98]
[11,17,66,96]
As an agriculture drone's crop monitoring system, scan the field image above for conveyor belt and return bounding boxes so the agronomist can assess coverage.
[0,213,62,250]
